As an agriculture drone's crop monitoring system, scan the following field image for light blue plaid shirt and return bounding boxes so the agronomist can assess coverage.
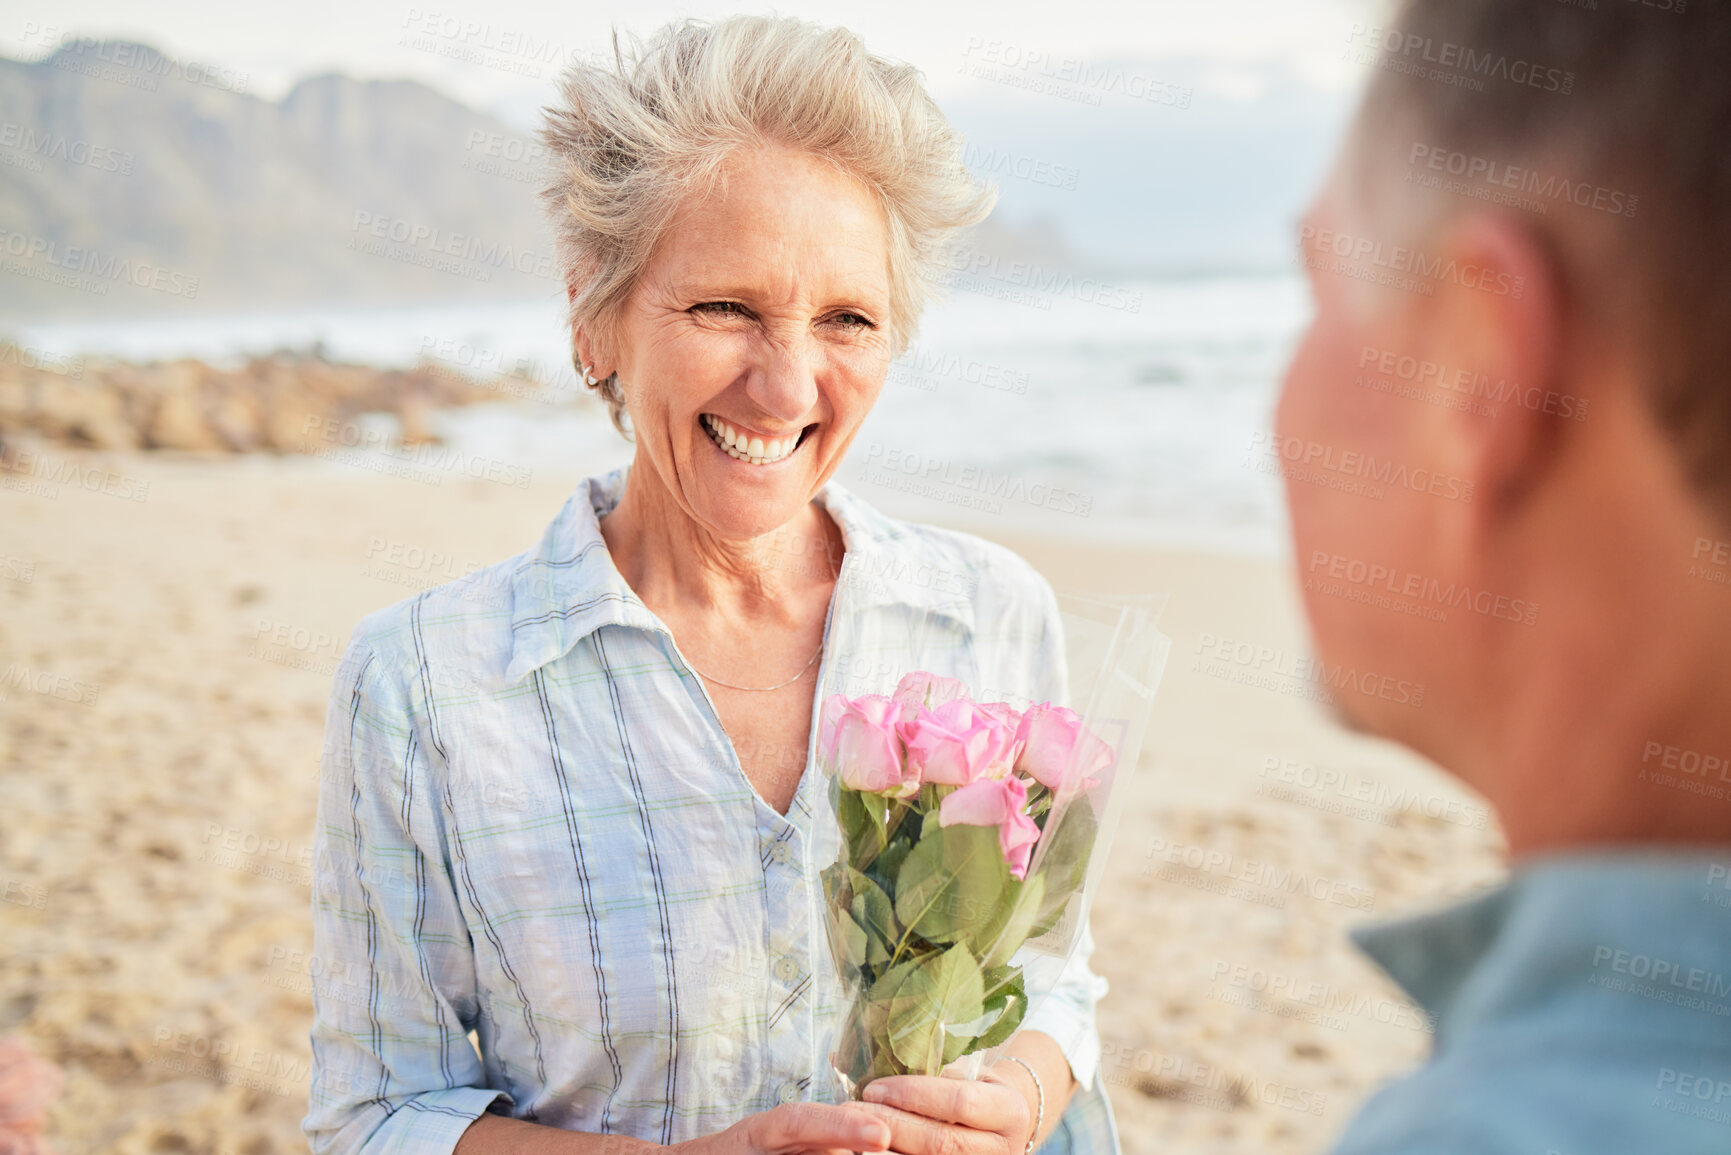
[305,468,1110,1155]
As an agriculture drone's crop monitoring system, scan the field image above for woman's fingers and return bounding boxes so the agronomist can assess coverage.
[862,1076,1021,1133]
[856,1102,990,1155]
[748,1102,890,1154]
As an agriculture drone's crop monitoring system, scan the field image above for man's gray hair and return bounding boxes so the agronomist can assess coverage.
[539,16,995,434]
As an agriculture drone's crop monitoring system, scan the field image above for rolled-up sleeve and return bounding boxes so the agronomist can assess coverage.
[1014,569,1107,1092]
[304,634,510,1154]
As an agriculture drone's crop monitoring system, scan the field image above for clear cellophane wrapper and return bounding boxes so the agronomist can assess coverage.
[817,585,1169,1098]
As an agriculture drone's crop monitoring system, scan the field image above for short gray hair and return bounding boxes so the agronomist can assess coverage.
[538,16,995,434]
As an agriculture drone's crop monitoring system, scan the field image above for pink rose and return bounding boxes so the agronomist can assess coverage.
[821,694,915,796]
[937,775,1040,880]
[1016,704,1114,791]
[897,699,1019,786]
[892,671,971,709]
[977,702,1027,767]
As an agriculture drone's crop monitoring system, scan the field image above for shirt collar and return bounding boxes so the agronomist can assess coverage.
[1351,848,1731,1044]
[506,466,975,684]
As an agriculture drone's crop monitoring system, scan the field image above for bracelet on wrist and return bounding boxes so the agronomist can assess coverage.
[991,1056,1044,1155]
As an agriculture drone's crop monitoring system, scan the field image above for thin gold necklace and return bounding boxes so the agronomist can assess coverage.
[682,520,839,692]
[687,642,824,692]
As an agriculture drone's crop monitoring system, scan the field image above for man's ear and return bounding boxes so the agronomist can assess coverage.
[1424,213,1569,524]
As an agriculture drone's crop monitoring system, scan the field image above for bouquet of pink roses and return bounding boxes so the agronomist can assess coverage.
[817,670,1122,1093]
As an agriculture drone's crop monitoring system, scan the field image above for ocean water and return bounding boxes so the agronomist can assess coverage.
[17,275,1310,556]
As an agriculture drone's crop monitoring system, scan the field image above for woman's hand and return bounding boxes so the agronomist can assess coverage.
[675,1102,893,1155]
[858,1074,1032,1155]
[458,1103,889,1155]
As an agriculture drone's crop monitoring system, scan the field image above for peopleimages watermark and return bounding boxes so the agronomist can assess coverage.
[1706,864,1731,911]
[0,664,99,708]
[858,444,1093,518]
[946,249,1143,314]
[1143,836,1378,912]
[363,535,485,587]
[1098,1041,1328,1116]
[1299,224,1526,300]
[1405,143,1638,219]
[1244,431,1475,505]
[958,38,1193,110]
[0,121,135,175]
[1304,549,1540,628]
[399,9,613,80]
[0,338,85,379]
[246,618,346,679]
[1690,537,1731,591]
[301,415,534,489]
[147,1028,306,1099]
[887,344,1029,397]
[0,445,151,502]
[259,944,433,1013]
[0,228,200,298]
[1207,957,1431,1034]
[417,335,583,404]
[1,878,47,911]
[347,211,558,285]
[1343,22,1576,95]
[1190,631,1427,710]
[1638,740,1731,804]
[957,141,1081,192]
[198,823,315,887]
[1653,1067,1731,1126]
[1256,755,1492,831]
[460,129,555,186]
[1589,944,1731,1017]
[18,25,249,92]
[1357,344,1589,422]
[0,555,35,585]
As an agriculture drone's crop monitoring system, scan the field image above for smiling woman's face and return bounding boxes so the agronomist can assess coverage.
[595,144,895,541]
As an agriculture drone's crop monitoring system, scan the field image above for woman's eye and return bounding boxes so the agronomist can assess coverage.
[829,312,875,329]
[693,301,746,317]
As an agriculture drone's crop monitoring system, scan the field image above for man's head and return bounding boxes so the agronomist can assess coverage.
[1278,0,1731,853]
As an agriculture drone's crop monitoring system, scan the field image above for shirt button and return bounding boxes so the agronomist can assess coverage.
[777,1080,801,1104]
[770,841,793,865]
[773,956,800,983]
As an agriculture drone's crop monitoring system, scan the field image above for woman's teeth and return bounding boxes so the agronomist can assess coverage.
[703,415,800,465]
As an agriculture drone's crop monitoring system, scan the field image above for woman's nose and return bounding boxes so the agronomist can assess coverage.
[745,335,822,422]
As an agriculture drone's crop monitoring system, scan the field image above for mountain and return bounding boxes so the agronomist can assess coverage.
[0,42,1353,322]
[0,41,559,318]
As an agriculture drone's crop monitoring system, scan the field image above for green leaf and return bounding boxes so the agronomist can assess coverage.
[976,874,1046,971]
[848,867,900,968]
[894,823,1010,944]
[837,786,890,870]
[870,838,912,892]
[979,962,1022,1004]
[842,910,869,969]
[1030,798,1098,937]
[885,943,986,1076]
[822,861,852,910]
[972,969,1027,1052]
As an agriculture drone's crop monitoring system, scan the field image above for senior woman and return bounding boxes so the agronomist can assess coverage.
[305,17,1115,1155]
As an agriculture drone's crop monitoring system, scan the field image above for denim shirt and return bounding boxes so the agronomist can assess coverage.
[1332,850,1731,1154]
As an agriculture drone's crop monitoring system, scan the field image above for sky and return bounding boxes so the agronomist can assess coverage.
[1,0,1392,274]
[3,0,1389,121]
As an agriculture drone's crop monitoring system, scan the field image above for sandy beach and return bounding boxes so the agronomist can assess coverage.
[0,448,1506,1155]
